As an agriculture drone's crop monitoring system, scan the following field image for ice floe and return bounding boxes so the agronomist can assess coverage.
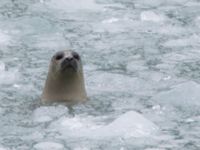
[141,11,165,22]
[46,0,102,12]
[33,105,68,123]
[0,30,10,45]
[152,81,200,107]
[33,142,64,150]
[0,62,19,85]
[50,111,158,139]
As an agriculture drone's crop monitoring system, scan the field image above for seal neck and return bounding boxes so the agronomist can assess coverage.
[42,69,87,103]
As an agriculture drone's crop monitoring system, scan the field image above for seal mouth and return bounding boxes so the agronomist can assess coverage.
[61,58,78,72]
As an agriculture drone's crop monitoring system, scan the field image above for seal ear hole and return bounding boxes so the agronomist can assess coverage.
[72,52,80,60]
[55,53,64,60]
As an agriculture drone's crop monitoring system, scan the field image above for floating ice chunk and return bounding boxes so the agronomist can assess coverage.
[34,116,52,123]
[94,111,158,138]
[139,71,165,82]
[55,111,158,139]
[185,116,200,123]
[59,115,100,130]
[21,131,44,141]
[185,118,195,123]
[163,38,189,47]
[0,148,8,150]
[159,25,186,35]
[33,33,69,49]
[0,108,4,114]
[135,0,163,8]
[60,117,87,129]
[164,0,190,5]
[141,11,165,22]
[33,106,68,123]
[163,76,171,81]
[13,84,21,88]
[0,30,10,45]
[102,18,119,24]
[126,60,148,72]
[145,148,165,150]
[88,72,151,94]
[163,35,200,47]
[39,0,44,3]
[73,147,90,150]
[185,1,200,7]
[95,22,125,33]
[33,142,64,150]
[152,105,162,111]
[0,62,5,72]
[46,0,102,12]
[0,62,19,85]
[195,16,200,28]
[152,81,200,106]
[136,0,188,7]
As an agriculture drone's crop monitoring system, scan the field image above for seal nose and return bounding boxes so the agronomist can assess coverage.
[64,57,73,62]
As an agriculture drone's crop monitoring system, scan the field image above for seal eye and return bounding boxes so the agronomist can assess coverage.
[72,52,80,60]
[55,53,64,60]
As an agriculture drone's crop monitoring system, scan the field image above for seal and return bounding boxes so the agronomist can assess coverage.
[41,50,87,104]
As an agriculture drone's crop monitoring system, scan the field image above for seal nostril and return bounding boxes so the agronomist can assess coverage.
[65,57,73,62]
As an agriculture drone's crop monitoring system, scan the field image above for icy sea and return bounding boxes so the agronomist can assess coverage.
[0,0,200,149]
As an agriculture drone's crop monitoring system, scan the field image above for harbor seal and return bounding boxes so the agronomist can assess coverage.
[41,50,87,104]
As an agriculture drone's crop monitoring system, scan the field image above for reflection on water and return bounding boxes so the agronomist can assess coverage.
[0,0,200,149]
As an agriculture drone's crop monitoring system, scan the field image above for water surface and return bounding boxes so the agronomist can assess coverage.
[0,0,200,149]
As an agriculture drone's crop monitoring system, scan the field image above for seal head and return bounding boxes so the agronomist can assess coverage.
[42,50,87,104]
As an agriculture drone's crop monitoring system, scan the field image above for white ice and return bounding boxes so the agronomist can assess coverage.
[33,33,70,49]
[159,25,187,36]
[46,0,102,12]
[163,35,200,47]
[195,16,200,28]
[0,148,8,150]
[145,148,165,150]
[33,105,68,123]
[33,142,64,150]
[51,111,158,139]
[102,18,119,24]
[87,72,152,95]
[0,30,10,45]
[141,11,165,22]
[135,0,189,8]
[91,111,158,138]
[73,147,90,150]
[152,81,200,107]
[126,60,148,72]
[0,62,19,85]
